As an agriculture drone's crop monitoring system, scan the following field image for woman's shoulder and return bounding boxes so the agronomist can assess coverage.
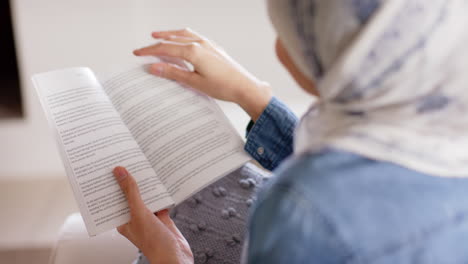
[258,148,392,201]
[248,148,468,263]
[268,148,468,204]
[248,149,372,263]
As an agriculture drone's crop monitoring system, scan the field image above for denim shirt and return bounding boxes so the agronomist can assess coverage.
[244,97,468,264]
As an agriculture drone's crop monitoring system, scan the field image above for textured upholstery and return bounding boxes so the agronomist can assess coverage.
[136,162,270,264]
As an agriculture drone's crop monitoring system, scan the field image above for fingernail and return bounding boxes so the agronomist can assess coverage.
[113,167,128,181]
[152,64,164,76]
[133,49,140,55]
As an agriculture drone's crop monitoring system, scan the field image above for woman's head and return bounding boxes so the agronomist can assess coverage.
[268,0,468,109]
[271,0,468,176]
[268,0,468,177]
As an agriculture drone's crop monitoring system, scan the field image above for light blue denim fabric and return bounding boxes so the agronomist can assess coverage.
[244,98,468,263]
[244,97,298,171]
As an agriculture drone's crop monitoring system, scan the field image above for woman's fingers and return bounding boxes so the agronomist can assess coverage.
[113,166,146,216]
[162,36,215,52]
[162,36,202,45]
[134,42,203,64]
[152,28,201,40]
[134,40,207,96]
[150,63,199,86]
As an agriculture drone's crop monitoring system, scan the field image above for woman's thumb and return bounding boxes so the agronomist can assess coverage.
[113,166,146,214]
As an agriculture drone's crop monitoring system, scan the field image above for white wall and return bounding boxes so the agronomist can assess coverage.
[1,0,312,179]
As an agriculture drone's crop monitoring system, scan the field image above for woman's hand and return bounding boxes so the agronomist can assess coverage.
[113,166,193,264]
[133,28,272,121]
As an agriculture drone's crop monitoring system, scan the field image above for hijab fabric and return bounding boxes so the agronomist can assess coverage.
[268,0,468,177]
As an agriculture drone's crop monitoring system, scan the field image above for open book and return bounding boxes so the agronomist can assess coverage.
[32,65,250,236]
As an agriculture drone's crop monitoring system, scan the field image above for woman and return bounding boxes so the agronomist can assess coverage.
[112,0,468,263]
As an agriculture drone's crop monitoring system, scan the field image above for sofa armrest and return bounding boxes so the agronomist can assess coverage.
[50,213,138,264]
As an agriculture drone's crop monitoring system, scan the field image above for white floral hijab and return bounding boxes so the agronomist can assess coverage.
[268,0,468,177]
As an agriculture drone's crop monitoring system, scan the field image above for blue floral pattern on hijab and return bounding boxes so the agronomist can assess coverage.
[352,0,383,23]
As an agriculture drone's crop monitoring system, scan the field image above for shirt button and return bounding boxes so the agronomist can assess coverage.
[257,147,264,155]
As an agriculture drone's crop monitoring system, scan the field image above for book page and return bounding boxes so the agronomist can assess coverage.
[103,65,251,203]
[33,67,174,236]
